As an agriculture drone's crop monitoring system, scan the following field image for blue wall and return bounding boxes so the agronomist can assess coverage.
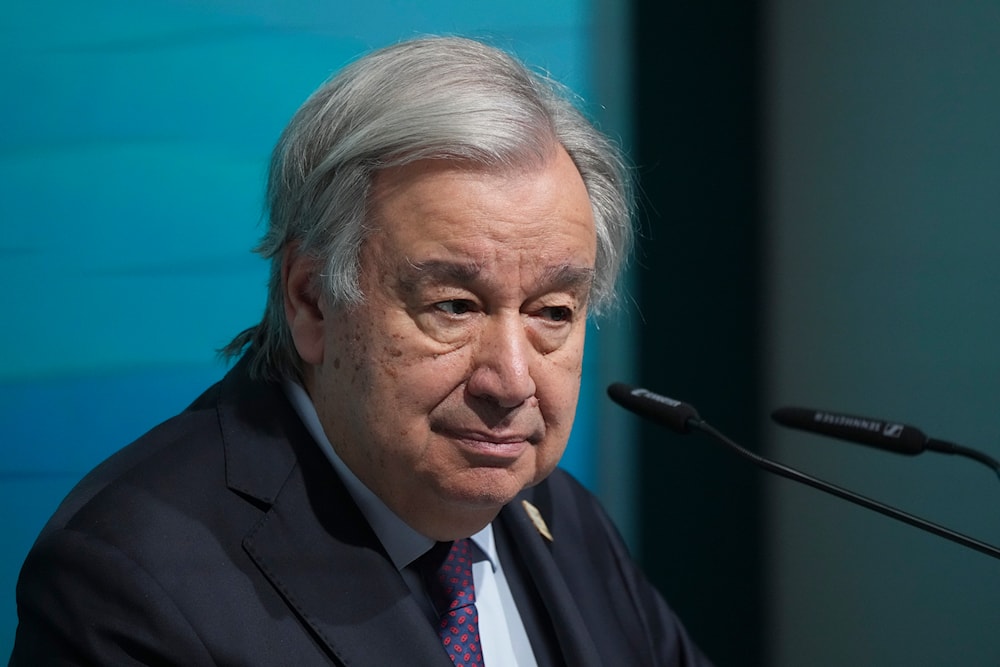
[1,0,610,654]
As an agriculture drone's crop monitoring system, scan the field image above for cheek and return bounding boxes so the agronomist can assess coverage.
[537,356,585,437]
[540,334,586,401]
[537,351,586,463]
[333,302,415,386]
[362,329,471,434]
[373,307,473,386]
[327,309,370,378]
[320,309,412,443]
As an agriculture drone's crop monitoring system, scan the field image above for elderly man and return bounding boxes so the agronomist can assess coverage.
[11,37,712,666]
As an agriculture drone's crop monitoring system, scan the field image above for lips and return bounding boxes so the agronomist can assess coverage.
[456,430,535,444]
[436,428,538,462]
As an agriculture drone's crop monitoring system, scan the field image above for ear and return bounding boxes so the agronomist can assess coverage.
[282,246,325,366]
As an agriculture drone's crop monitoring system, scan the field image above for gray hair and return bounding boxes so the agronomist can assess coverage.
[223,36,633,380]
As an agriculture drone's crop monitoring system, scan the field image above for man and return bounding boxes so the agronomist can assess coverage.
[11,37,712,666]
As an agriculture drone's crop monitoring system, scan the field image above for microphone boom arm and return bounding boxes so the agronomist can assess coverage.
[607,383,1000,561]
[691,418,1000,561]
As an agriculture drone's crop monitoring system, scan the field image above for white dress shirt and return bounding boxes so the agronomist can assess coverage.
[284,380,538,666]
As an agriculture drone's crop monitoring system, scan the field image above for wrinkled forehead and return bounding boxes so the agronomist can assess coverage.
[361,146,596,269]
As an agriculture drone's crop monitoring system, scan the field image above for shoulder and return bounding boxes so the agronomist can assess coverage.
[31,357,302,568]
[11,374,239,665]
[41,378,229,541]
[512,469,715,667]
[518,467,619,544]
[513,467,635,597]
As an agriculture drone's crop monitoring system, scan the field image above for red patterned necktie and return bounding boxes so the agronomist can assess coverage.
[425,538,484,665]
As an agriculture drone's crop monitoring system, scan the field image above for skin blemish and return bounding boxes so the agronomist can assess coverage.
[307,147,596,540]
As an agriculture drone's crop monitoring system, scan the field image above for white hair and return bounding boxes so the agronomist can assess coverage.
[224,36,633,380]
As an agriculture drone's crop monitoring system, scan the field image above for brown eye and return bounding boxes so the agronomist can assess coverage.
[541,306,572,322]
[435,300,475,316]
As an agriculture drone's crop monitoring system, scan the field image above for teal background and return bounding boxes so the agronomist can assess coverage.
[8,1,1000,665]
[1,0,629,656]
[763,2,1000,664]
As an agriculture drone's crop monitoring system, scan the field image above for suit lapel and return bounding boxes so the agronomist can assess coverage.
[215,361,603,666]
[498,492,604,667]
[242,458,450,667]
[217,363,451,666]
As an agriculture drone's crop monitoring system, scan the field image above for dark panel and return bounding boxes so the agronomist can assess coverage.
[631,2,766,665]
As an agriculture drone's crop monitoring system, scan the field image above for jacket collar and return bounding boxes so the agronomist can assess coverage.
[216,358,600,666]
[500,488,604,667]
[216,360,453,665]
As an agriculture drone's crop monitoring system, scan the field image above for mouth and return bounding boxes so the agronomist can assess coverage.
[438,429,536,462]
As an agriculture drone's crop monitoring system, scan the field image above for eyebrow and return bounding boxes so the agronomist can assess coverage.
[403,259,483,286]
[401,259,595,297]
[538,264,596,296]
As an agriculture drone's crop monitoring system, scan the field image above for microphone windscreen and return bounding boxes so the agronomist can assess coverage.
[771,406,927,455]
[607,383,701,434]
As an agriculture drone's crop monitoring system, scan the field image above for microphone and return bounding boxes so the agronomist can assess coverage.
[771,407,926,455]
[772,406,1000,478]
[606,383,701,434]
[608,382,1000,561]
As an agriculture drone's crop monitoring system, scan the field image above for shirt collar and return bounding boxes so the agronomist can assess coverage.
[282,379,499,572]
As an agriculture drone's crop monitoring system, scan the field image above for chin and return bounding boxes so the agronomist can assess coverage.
[445,468,533,508]
[426,445,561,509]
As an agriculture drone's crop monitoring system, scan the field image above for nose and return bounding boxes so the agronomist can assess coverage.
[466,312,537,409]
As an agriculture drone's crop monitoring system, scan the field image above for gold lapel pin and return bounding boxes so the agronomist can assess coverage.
[521,500,553,542]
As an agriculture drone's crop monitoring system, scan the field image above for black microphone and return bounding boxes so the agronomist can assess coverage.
[772,406,1000,478]
[606,383,701,434]
[608,383,1000,561]
[771,407,926,455]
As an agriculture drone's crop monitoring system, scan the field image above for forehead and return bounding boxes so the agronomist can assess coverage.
[365,148,597,270]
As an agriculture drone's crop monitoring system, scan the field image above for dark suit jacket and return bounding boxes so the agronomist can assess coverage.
[10,358,711,666]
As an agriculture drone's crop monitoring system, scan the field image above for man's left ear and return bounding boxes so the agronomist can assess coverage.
[283,247,325,365]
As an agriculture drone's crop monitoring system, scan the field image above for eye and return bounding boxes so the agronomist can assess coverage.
[434,299,476,316]
[540,306,573,323]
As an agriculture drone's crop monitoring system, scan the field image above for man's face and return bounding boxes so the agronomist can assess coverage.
[300,146,596,540]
